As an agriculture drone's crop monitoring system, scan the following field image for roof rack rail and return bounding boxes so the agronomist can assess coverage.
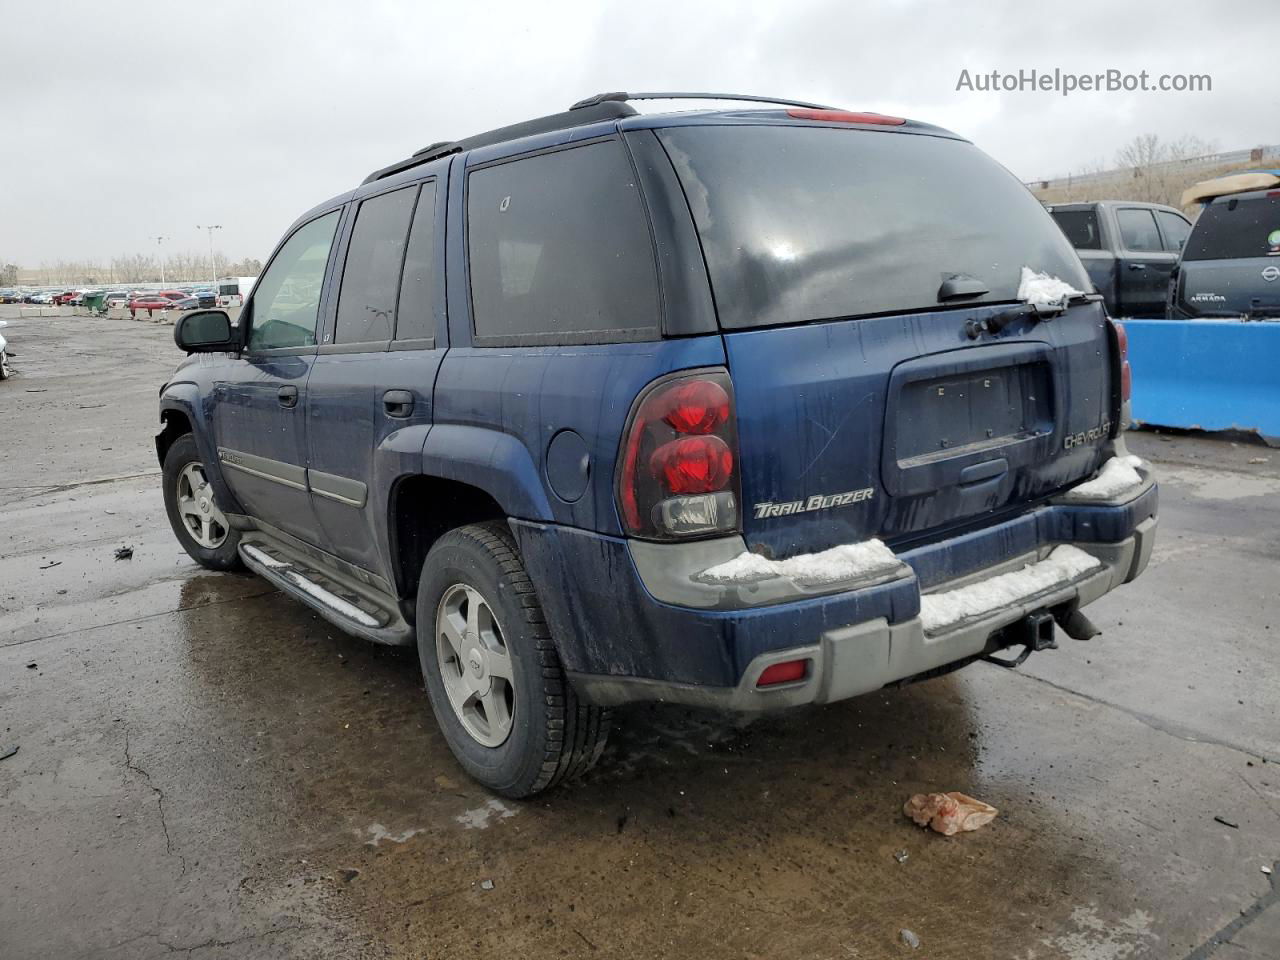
[570,91,841,111]
[361,100,638,185]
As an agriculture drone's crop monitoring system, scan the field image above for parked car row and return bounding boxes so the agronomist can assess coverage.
[0,287,218,310]
[1047,175,1280,320]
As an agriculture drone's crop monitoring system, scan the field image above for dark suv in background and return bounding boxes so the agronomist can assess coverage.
[157,92,1156,797]
[1169,188,1280,319]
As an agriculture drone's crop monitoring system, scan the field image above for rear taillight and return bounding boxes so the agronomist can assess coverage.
[618,369,740,540]
[786,108,906,125]
[1110,319,1132,403]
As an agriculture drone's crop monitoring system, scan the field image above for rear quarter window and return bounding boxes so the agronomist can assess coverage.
[466,139,660,344]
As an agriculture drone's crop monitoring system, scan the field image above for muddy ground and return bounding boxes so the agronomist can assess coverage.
[2,311,1277,959]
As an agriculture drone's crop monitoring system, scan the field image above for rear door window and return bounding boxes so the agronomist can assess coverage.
[657,125,1088,329]
[1181,194,1280,260]
[1051,209,1102,250]
[1116,208,1162,252]
[1156,210,1192,252]
[334,186,416,344]
[466,139,659,344]
[394,181,438,343]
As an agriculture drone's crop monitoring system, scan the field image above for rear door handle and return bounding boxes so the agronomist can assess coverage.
[1128,263,1147,271]
[382,389,414,418]
[277,385,298,408]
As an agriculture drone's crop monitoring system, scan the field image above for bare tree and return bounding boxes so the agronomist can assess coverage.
[1112,133,1218,205]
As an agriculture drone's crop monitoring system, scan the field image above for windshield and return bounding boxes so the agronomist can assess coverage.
[658,125,1090,329]
[1182,194,1280,261]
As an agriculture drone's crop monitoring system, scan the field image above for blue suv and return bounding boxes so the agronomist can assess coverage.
[158,92,1157,797]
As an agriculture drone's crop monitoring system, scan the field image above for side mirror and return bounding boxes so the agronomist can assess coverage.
[174,310,239,353]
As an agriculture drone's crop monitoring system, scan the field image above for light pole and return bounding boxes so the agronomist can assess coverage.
[197,224,222,289]
[149,235,169,286]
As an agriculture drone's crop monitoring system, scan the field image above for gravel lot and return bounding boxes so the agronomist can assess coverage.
[2,310,1277,959]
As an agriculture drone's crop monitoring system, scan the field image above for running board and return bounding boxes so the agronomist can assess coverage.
[239,542,414,646]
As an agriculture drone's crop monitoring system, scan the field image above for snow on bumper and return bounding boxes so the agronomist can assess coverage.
[919,544,1101,634]
[1061,455,1147,502]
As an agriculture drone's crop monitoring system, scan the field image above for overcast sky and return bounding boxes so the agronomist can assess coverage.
[4,0,1277,266]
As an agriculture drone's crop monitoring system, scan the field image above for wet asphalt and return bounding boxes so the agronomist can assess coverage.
[1,310,1277,960]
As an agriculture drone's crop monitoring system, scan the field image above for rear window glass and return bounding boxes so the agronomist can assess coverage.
[658,126,1088,329]
[1116,208,1161,252]
[467,139,659,343]
[1051,209,1102,250]
[1156,210,1191,252]
[1182,195,1280,261]
[335,186,416,343]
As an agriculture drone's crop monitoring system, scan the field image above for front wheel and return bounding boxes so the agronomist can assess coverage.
[416,521,609,798]
[162,433,243,570]
[0,350,10,380]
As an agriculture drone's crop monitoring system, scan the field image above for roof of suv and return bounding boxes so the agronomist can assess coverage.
[285,94,964,242]
[360,92,960,186]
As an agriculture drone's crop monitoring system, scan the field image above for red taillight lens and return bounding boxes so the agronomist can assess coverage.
[1110,320,1132,403]
[618,370,740,539]
[757,659,808,687]
[656,379,729,434]
[786,108,906,125]
[650,435,733,494]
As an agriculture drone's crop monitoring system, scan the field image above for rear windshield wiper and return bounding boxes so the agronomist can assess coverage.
[965,293,1096,340]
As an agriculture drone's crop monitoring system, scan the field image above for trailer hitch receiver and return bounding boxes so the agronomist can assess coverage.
[982,610,1058,668]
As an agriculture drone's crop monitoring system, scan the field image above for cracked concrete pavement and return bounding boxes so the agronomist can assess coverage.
[1,312,1278,959]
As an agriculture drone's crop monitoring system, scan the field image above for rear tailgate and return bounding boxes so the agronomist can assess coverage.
[1176,257,1280,318]
[657,120,1113,558]
[724,304,1111,557]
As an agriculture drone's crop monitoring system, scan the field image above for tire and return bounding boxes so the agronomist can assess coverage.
[161,433,243,570]
[416,520,609,798]
[0,350,9,380]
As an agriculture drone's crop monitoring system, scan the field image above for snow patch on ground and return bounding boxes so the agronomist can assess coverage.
[455,798,517,830]
[698,539,901,586]
[1018,266,1084,306]
[920,545,1102,633]
[1068,455,1144,500]
[362,823,423,846]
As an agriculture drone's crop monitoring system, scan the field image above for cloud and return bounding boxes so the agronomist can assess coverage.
[2,0,1275,264]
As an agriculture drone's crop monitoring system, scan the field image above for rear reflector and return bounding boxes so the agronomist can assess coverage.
[786,108,906,126]
[757,659,808,687]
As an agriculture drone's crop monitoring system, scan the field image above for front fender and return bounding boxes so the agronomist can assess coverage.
[158,381,244,516]
[421,424,553,521]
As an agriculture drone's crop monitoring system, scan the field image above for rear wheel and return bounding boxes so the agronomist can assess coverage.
[416,521,609,798]
[0,350,10,380]
[162,433,243,570]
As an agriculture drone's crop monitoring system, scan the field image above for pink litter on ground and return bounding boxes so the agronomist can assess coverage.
[904,791,998,836]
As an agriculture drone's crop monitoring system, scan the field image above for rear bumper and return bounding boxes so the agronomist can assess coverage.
[510,481,1157,710]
